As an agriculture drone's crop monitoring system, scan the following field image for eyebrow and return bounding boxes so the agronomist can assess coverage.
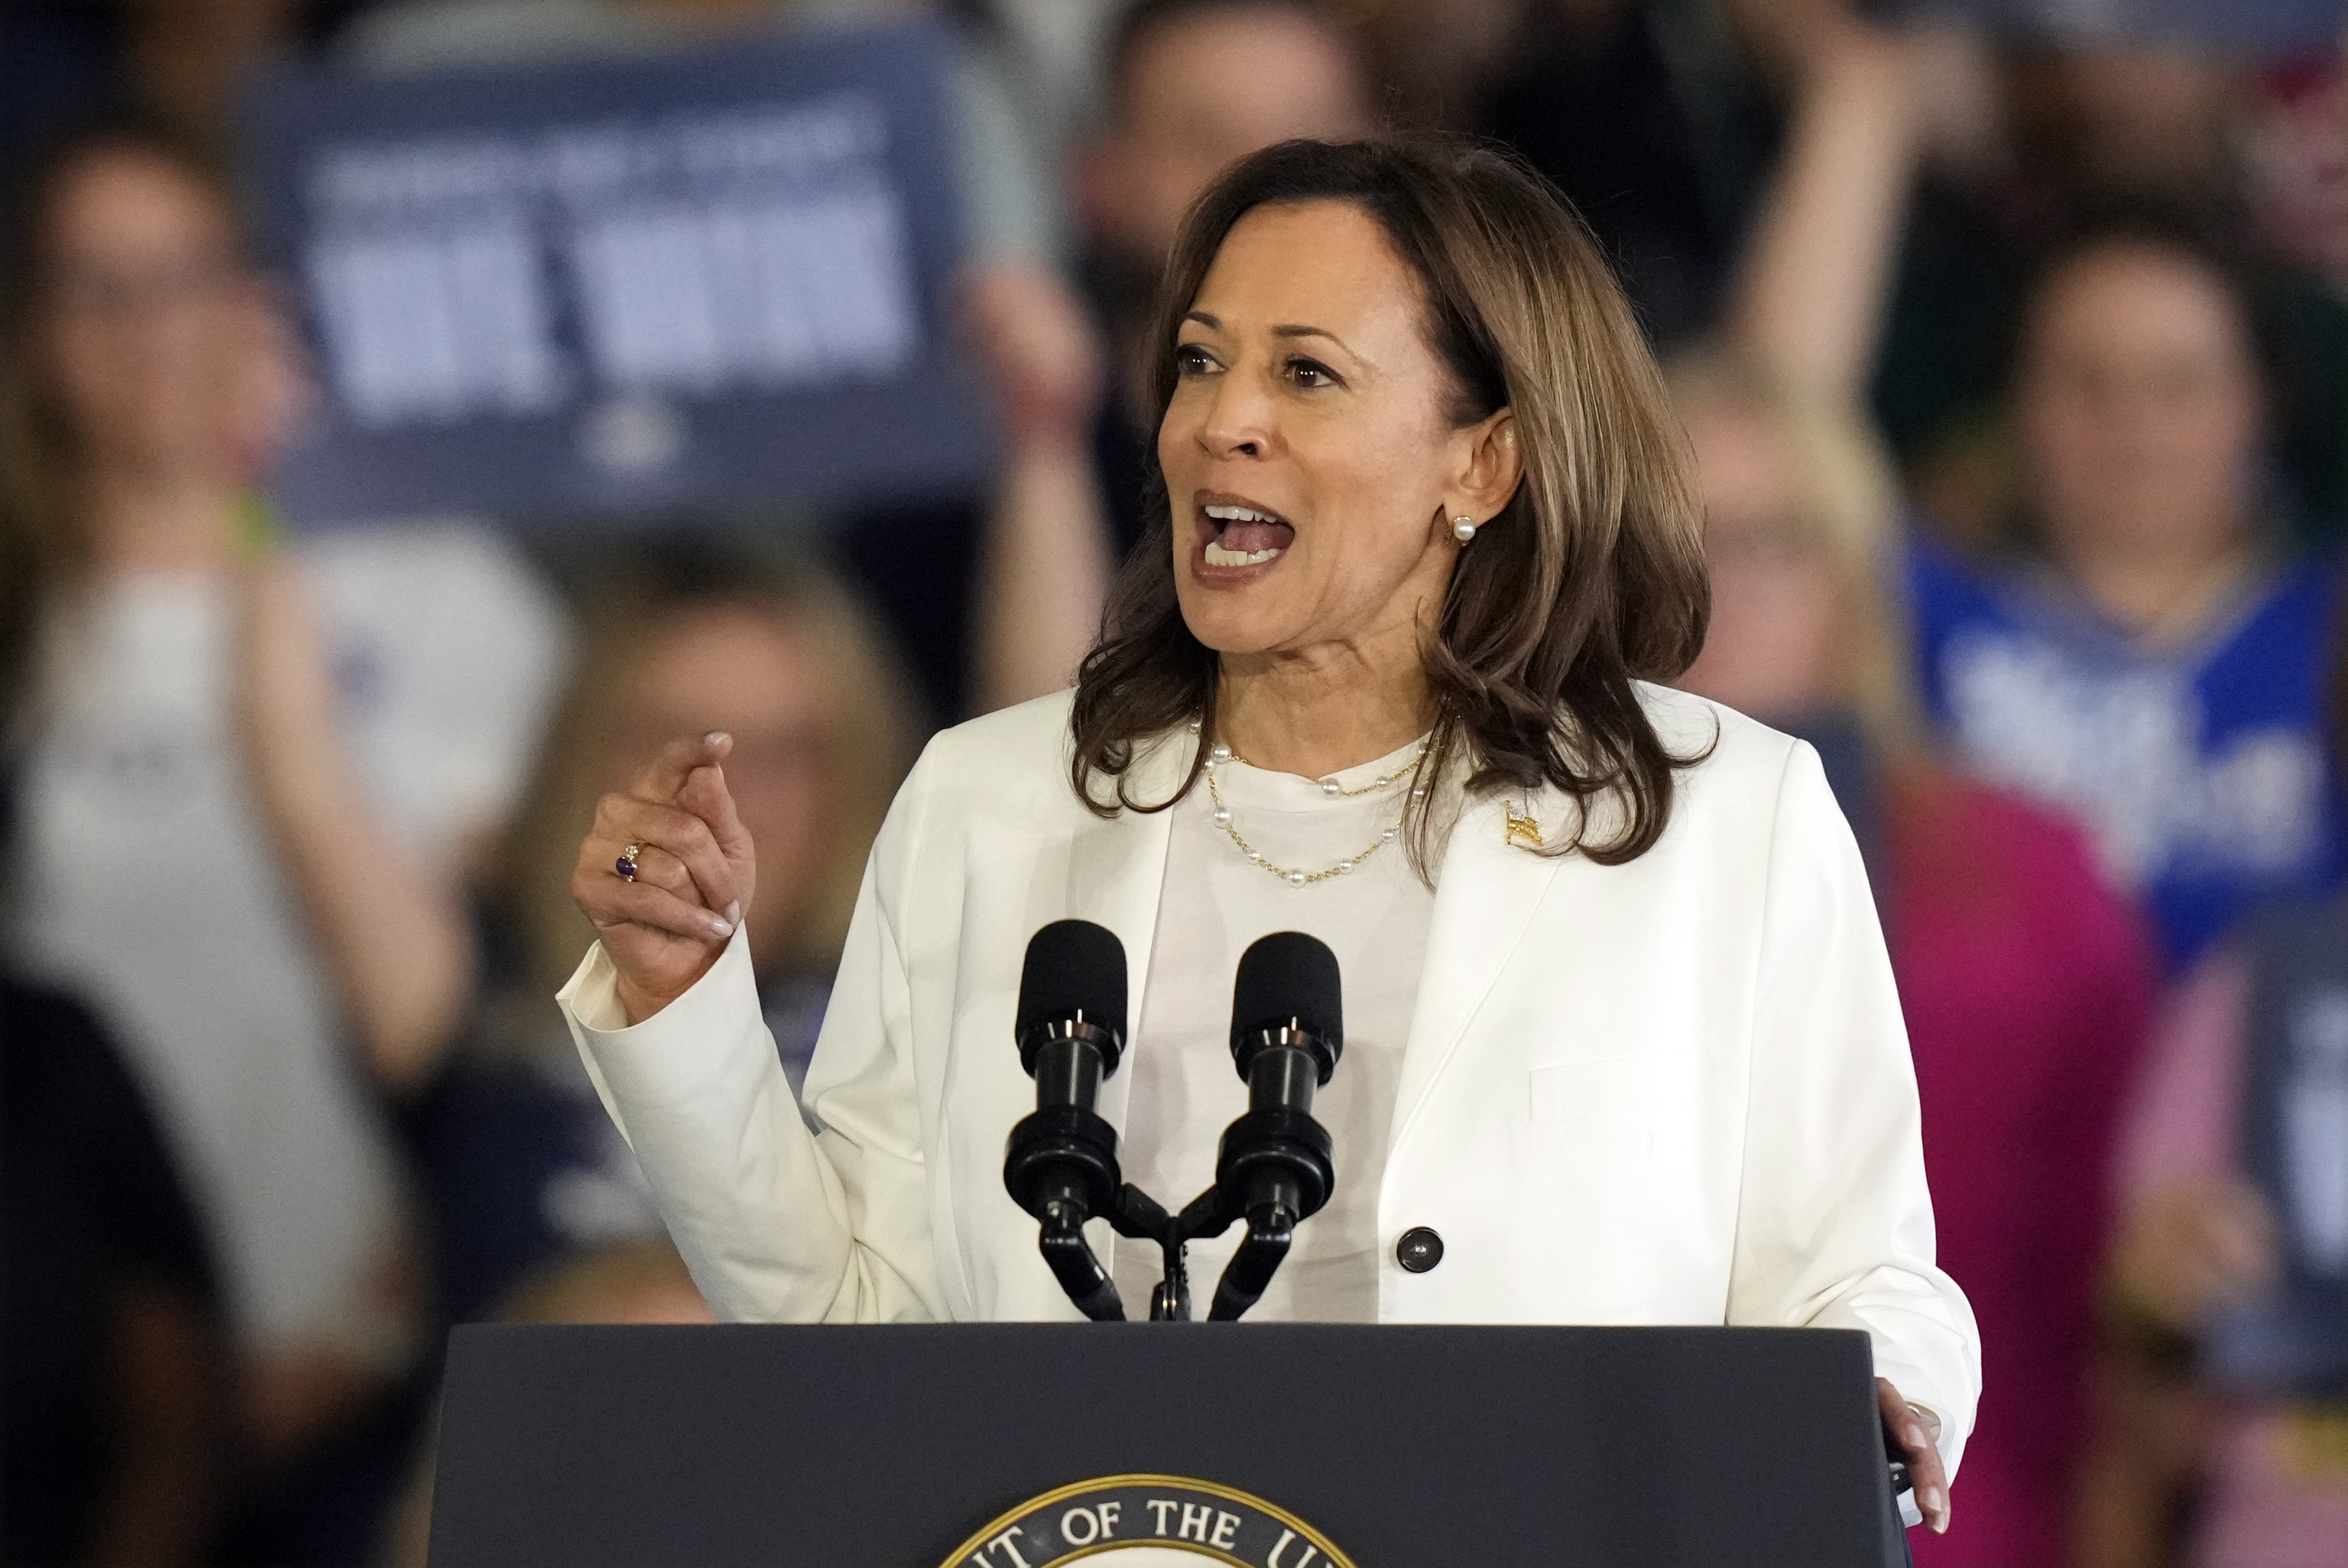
[1181,311,1357,358]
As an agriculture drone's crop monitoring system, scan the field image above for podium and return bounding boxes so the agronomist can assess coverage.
[428,1322,1912,1566]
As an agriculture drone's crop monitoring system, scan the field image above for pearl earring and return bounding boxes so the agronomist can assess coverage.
[1451,514,1478,543]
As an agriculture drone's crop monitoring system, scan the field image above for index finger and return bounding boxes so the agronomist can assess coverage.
[633,731,734,802]
[675,756,753,863]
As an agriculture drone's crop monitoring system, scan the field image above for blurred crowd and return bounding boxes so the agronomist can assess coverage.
[2,2,2344,1565]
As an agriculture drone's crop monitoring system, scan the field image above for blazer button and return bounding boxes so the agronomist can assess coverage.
[1395,1226,1444,1273]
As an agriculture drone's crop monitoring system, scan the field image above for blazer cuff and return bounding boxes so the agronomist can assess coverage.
[555,926,764,1144]
[559,925,752,1031]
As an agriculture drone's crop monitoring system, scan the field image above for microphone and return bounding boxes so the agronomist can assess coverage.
[1002,919,1129,1321]
[1207,931,1343,1320]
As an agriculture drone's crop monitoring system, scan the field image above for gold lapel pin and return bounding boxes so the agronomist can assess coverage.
[1503,802,1545,851]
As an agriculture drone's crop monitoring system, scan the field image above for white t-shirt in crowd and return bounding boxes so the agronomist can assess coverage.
[5,522,569,1358]
[1111,736,1438,1322]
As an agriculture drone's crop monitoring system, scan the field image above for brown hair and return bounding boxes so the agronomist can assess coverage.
[1069,136,1710,867]
[500,544,922,1003]
[2012,199,2275,397]
[0,115,243,713]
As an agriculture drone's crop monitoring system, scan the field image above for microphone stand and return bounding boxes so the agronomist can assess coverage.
[1011,1067,1331,1323]
[1010,954,1341,1323]
[1201,1011,1338,1320]
[1095,1048,1338,1323]
[1003,1015,1130,1322]
[1104,1185,1196,1322]
[1095,1180,1311,1323]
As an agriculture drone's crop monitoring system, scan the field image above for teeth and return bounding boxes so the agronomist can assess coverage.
[1203,504,1283,525]
[1205,541,1283,566]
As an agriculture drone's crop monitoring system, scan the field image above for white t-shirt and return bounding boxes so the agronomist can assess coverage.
[5,523,568,1356]
[1112,737,1438,1322]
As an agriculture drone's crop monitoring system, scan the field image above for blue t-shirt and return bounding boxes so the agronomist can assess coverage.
[1908,539,2345,973]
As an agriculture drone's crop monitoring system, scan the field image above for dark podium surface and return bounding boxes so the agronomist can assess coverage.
[430,1322,1909,1567]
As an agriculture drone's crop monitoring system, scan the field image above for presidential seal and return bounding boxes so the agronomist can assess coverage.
[941,1476,1354,1568]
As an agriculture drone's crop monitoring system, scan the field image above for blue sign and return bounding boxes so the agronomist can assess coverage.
[243,21,994,530]
[1884,0,2346,50]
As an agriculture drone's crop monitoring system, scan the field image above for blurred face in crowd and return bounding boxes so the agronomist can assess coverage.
[1162,199,1510,661]
[2018,242,2263,568]
[1678,402,1841,721]
[1084,6,1373,270]
[35,149,270,486]
[610,605,835,975]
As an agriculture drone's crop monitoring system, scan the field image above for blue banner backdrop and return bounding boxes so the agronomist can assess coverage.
[244,20,993,530]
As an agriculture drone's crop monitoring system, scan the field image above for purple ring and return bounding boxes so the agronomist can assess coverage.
[615,854,638,881]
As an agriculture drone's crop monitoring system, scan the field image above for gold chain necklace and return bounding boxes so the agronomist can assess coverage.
[1200,735,1429,888]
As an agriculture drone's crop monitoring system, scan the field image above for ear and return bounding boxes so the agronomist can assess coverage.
[1445,408,1523,527]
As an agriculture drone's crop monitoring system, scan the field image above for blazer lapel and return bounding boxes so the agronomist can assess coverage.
[1062,728,1187,1135]
[1388,789,1570,1155]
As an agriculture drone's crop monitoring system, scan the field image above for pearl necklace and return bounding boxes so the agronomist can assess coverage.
[1200,735,1430,888]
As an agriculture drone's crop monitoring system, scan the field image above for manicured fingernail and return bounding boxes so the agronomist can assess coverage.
[725,901,741,925]
[706,915,734,939]
[1906,1424,1928,1448]
[705,731,729,746]
[1922,1487,1944,1525]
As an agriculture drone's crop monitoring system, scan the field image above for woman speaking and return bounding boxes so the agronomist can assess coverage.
[559,138,1978,1533]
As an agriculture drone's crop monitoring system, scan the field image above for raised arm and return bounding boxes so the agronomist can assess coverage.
[1722,15,1932,406]
[559,734,946,1321]
[961,263,1116,714]
[235,552,472,1097]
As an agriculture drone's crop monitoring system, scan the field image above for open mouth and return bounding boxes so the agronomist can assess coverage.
[1199,501,1296,567]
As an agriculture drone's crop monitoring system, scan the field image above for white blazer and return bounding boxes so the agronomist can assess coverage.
[559,685,1980,1467]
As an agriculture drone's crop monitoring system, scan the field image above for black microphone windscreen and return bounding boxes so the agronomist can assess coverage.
[1016,919,1128,1043]
[1231,931,1342,1051]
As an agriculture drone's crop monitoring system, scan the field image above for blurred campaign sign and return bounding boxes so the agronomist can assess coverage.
[244,21,992,530]
[1884,0,2346,50]
[2205,899,2348,1400]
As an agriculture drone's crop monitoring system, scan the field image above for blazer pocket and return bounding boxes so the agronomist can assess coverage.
[1526,1055,1657,1126]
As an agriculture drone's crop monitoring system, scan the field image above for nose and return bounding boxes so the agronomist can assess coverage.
[1191,364,1273,461]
